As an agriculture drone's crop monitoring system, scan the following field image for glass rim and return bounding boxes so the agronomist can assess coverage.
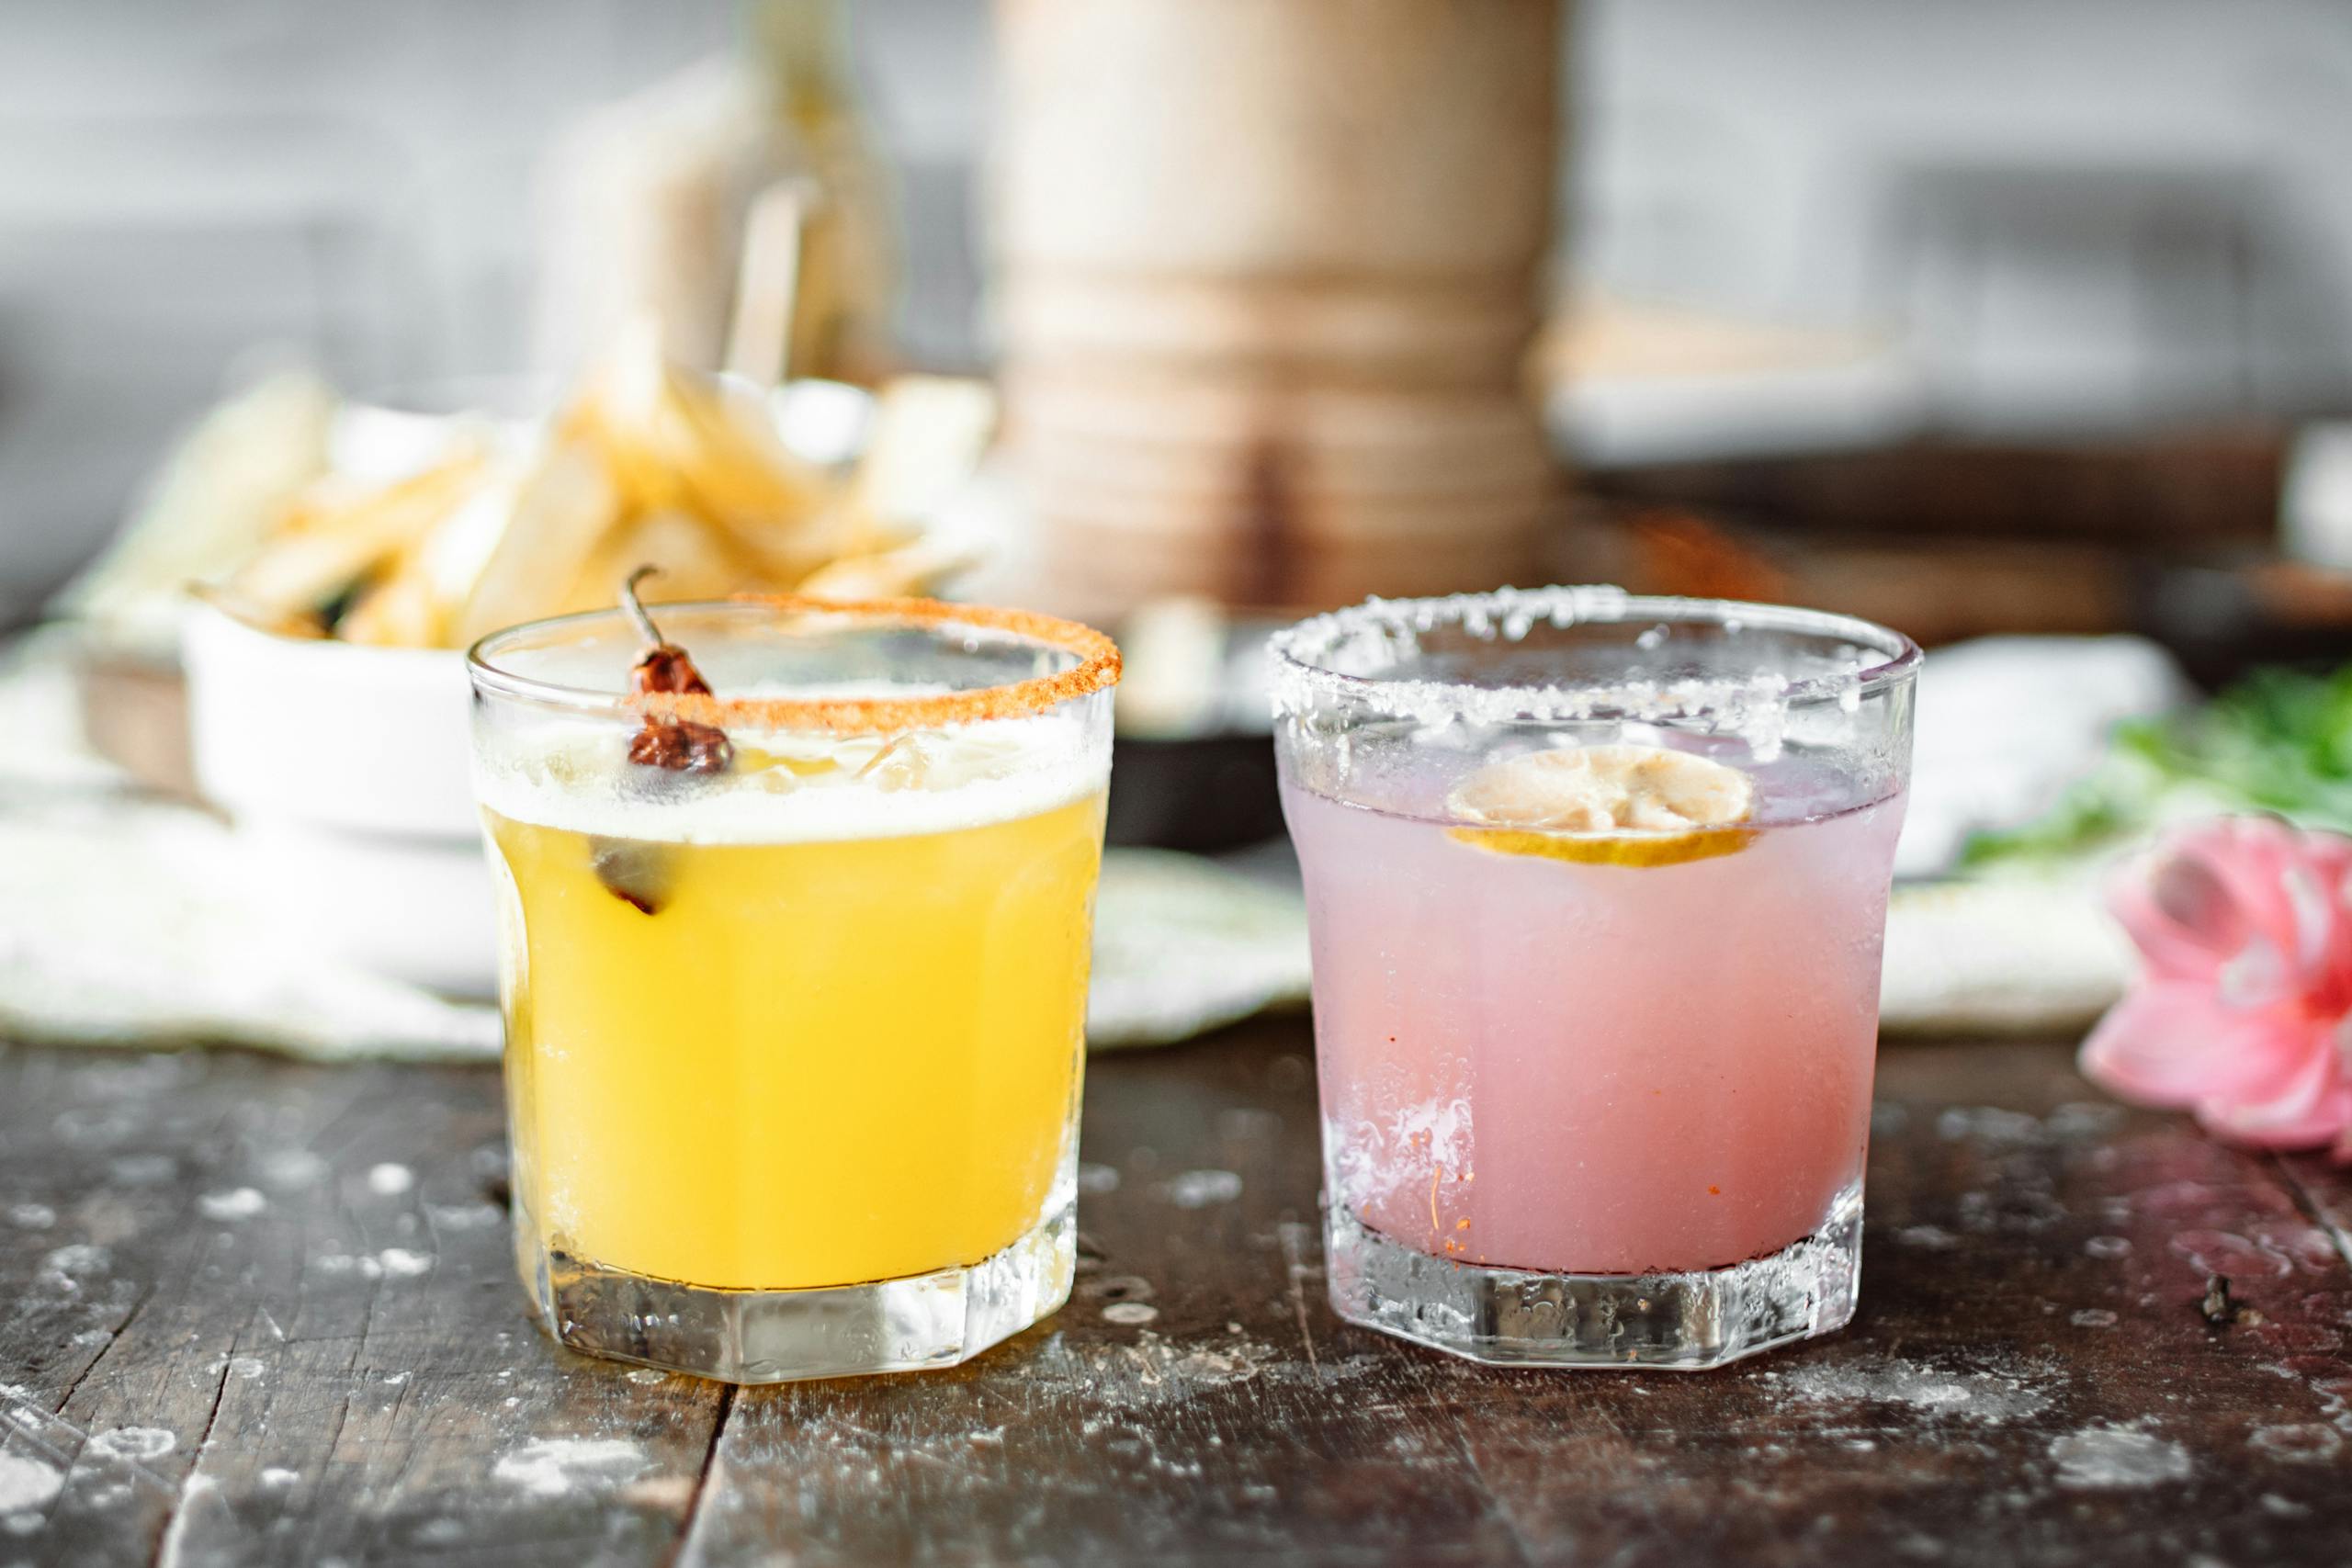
[1268,586,1921,719]
[467,594,1122,733]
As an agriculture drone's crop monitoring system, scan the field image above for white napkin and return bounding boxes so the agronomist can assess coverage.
[25,629,2183,1056]
[1895,635,2190,880]
[11,631,1310,1057]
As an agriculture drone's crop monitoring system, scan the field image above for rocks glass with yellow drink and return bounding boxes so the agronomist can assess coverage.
[467,582,1119,1382]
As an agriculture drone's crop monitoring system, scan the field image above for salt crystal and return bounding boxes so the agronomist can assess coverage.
[493,1438,646,1498]
[367,1164,415,1197]
[87,1426,175,1462]
[1162,1170,1243,1210]
[0,1455,62,1512]
[198,1189,266,1221]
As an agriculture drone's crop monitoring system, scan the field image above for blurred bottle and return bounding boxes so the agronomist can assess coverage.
[743,0,900,384]
[533,0,900,385]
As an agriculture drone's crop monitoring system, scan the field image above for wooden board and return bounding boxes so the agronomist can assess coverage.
[2,1028,2347,1566]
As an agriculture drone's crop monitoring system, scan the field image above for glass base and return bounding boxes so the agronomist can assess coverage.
[1325,1188,1862,1371]
[525,1201,1077,1384]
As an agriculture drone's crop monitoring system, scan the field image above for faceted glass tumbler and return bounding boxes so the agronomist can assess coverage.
[469,597,1119,1382]
[1269,588,1917,1369]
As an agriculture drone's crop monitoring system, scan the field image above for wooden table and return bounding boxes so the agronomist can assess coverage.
[3,1023,2349,1567]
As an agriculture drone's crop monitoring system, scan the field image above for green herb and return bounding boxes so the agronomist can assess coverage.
[1961,664,2352,870]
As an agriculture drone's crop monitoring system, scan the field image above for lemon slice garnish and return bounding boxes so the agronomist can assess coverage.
[1444,744,1756,868]
[1446,823,1755,867]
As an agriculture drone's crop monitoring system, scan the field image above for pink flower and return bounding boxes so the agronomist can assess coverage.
[2083,816,2352,1156]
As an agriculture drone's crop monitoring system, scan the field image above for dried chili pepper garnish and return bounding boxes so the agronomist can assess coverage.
[627,720,732,773]
[620,566,733,776]
[594,567,730,915]
[589,836,673,916]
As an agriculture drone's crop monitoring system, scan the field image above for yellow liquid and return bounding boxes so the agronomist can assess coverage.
[486,791,1104,1292]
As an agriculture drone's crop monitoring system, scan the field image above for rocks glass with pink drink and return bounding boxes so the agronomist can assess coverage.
[1270,588,1918,1369]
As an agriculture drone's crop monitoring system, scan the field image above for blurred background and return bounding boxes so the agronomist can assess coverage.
[18,0,2352,1046]
[16,0,2352,629]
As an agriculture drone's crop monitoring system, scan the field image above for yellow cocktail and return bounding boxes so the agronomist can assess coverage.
[488,788,1103,1290]
[468,592,1119,1382]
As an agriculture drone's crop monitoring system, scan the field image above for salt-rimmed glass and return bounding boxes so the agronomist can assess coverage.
[1269,587,1917,1369]
[468,596,1119,1383]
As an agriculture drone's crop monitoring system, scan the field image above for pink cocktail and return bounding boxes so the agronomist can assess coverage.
[1270,589,1917,1369]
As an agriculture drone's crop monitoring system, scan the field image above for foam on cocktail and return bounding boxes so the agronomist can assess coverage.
[474,701,1107,845]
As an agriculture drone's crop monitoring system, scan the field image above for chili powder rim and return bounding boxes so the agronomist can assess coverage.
[468,594,1122,734]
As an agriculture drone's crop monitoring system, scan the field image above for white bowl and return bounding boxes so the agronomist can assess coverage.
[180,601,497,995]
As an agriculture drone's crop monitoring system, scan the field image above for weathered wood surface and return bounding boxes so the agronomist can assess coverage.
[2,1028,2348,1567]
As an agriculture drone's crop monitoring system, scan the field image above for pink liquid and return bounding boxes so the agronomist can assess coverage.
[1283,758,1904,1276]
